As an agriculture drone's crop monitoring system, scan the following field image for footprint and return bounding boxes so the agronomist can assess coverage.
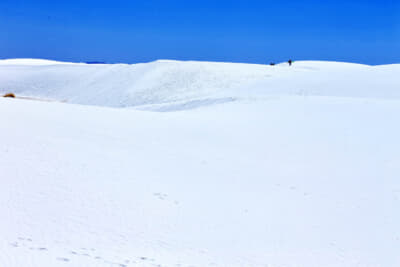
[56,257,70,262]
[153,192,168,200]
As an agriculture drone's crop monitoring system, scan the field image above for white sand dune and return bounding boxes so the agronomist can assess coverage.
[1,59,399,267]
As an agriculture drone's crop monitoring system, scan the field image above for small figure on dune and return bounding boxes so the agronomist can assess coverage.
[288,59,293,66]
[270,62,275,66]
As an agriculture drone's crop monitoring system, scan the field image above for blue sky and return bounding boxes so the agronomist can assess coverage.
[1,0,399,65]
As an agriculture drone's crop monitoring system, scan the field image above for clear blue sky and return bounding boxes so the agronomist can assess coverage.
[1,0,399,65]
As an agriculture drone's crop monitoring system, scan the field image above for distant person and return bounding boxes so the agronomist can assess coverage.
[270,62,275,66]
[288,59,293,66]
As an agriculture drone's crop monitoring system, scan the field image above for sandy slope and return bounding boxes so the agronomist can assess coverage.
[1,59,399,109]
[1,59,400,267]
[0,58,75,65]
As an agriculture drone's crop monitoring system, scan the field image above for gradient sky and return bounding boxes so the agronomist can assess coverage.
[1,0,399,65]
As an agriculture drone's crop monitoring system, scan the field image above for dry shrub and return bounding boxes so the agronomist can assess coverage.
[3,93,15,98]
